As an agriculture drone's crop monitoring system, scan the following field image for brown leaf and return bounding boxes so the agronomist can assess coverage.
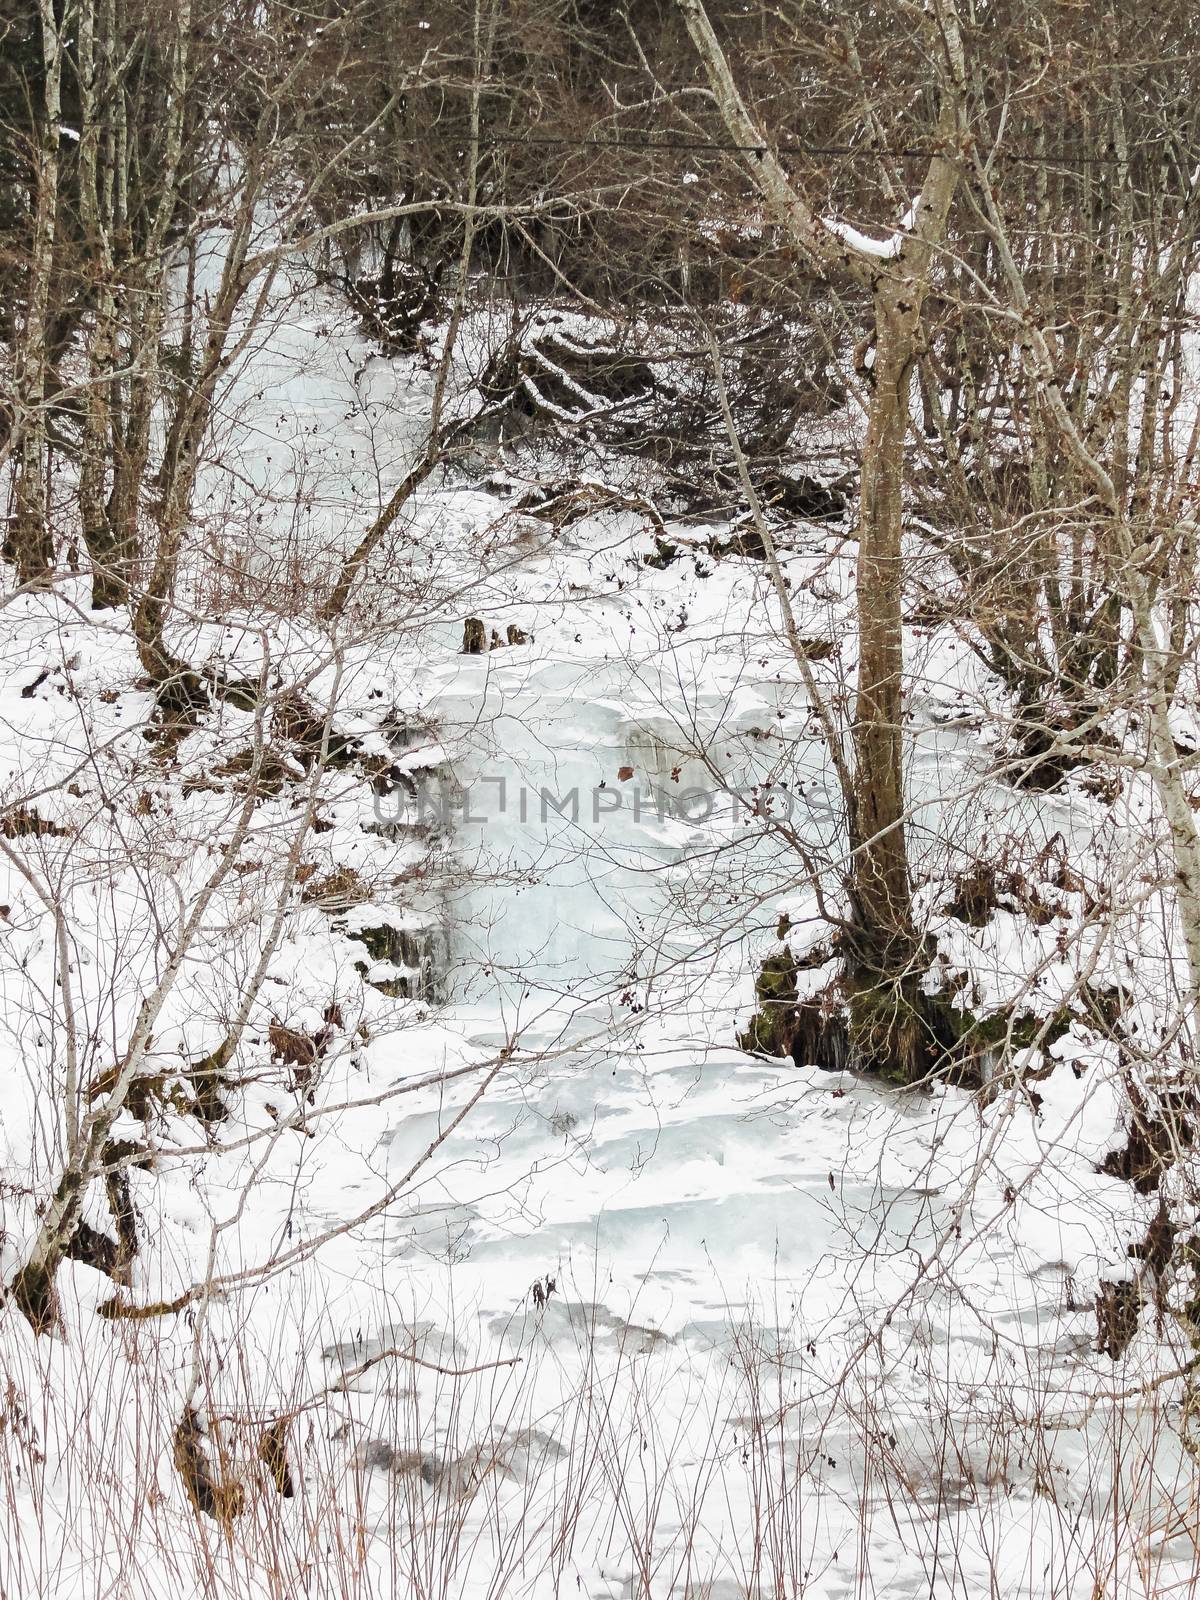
[259,1418,295,1498]
[268,1021,317,1066]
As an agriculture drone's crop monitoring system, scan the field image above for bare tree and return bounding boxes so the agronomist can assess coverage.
[672,0,964,1078]
[910,0,1200,1009]
[3,0,63,584]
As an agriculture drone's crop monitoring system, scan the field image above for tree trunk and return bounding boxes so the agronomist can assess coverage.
[10,1168,86,1334]
[134,173,261,696]
[5,0,63,586]
[103,0,192,609]
[845,290,926,1080]
[76,0,128,608]
[134,369,239,711]
[133,305,239,699]
[673,0,963,1080]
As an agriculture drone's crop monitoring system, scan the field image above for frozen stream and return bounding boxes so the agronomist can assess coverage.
[159,284,1171,1596]
[363,608,973,1342]
[340,602,1151,1600]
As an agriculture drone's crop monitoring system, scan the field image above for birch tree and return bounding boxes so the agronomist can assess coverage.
[3,0,64,584]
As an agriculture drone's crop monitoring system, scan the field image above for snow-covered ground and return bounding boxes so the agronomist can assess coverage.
[0,273,1192,1598]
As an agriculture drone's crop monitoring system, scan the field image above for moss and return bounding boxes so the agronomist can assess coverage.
[258,1419,295,1498]
[353,924,404,964]
[737,949,799,1056]
[845,976,931,1086]
[347,923,448,1002]
[10,1257,62,1336]
[932,996,1072,1058]
[739,941,1081,1088]
[354,924,435,974]
[756,950,798,1005]
[738,947,850,1068]
[643,537,681,570]
[173,1410,244,1527]
[94,1065,217,1123]
[0,805,68,839]
[97,1287,194,1321]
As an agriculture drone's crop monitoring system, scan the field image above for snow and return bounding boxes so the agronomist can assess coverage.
[0,269,1191,1597]
[822,195,922,260]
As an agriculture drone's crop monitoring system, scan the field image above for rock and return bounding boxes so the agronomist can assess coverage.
[347,921,449,1002]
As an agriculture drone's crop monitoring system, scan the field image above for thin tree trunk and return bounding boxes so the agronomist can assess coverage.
[6,0,63,585]
[106,312,164,597]
[134,260,258,697]
[76,0,129,607]
[135,154,254,697]
[844,292,925,1077]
